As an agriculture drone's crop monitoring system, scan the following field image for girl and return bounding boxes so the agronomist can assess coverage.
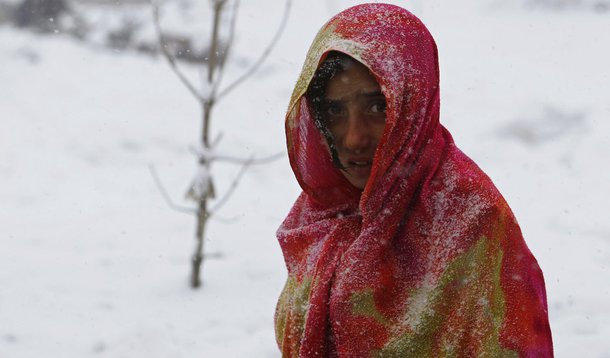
[275,4,553,357]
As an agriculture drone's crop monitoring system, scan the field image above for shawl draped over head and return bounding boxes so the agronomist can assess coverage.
[275,4,553,357]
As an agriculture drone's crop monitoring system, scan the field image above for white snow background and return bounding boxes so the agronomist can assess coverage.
[1,0,609,356]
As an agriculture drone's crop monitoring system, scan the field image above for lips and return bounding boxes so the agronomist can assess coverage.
[346,157,373,168]
[349,160,372,167]
[344,158,373,178]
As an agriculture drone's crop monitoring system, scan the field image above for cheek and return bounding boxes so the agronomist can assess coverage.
[372,122,386,143]
[328,123,347,141]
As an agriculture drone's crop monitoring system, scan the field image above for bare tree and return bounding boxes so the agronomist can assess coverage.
[150,0,291,288]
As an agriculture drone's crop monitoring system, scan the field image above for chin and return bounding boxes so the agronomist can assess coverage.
[346,177,368,190]
[343,169,370,190]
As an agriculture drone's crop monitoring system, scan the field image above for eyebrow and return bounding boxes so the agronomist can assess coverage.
[325,90,385,102]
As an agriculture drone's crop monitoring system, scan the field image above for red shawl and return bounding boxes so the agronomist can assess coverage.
[275,4,553,357]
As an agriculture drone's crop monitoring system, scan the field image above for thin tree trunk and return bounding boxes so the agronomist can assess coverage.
[191,197,208,288]
[152,0,290,288]
[191,0,223,286]
[202,101,212,149]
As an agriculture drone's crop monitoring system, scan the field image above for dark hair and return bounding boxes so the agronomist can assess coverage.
[306,52,358,170]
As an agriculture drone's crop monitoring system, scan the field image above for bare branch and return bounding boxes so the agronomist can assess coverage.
[214,151,285,165]
[209,157,253,214]
[210,214,240,224]
[209,0,240,99]
[188,145,284,166]
[216,0,292,100]
[149,164,197,214]
[220,0,240,71]
[151,2,203,102]
[208,151,284,215]
[207,0,227,84]
[211,132,224,148]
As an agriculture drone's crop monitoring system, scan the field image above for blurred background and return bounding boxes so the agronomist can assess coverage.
[1,0,609,356]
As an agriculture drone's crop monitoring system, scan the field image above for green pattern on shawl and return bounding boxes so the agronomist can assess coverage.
[346,236,517,357]
[350,288,389,326]
[275,276,312,346]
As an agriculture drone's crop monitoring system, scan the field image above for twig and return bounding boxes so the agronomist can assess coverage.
[209,157,253,214]
[211,132,224,148]
[213,151,285,165]
[210,0,240,99]
[208,151,284,214]
[220,0,239,71]
[210,214,240,224]
[216,0,292,100]
[187,148,284,165]
[207,0,227,84]
[151,2,202,102]
[149,164,197,214]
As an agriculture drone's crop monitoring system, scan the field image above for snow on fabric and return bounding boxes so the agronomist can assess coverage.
[275,4,553,357]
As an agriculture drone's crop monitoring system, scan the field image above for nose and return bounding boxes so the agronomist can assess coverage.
[342,112,371,153]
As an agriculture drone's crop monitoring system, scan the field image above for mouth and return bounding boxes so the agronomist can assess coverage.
[344,158,373,170]
[347,160,372,168]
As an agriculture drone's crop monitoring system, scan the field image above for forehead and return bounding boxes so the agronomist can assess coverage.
[325,63,381,100]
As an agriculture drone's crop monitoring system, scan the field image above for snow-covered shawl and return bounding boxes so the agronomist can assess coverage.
[275,4,553,357]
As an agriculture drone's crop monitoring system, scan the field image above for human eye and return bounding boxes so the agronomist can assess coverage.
[370,100,387,114]
[325,102,345,118]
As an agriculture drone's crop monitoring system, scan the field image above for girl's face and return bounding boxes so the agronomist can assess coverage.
[322,62,387,189]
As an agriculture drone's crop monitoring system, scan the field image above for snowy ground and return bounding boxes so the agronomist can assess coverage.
[1,0,609,357]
